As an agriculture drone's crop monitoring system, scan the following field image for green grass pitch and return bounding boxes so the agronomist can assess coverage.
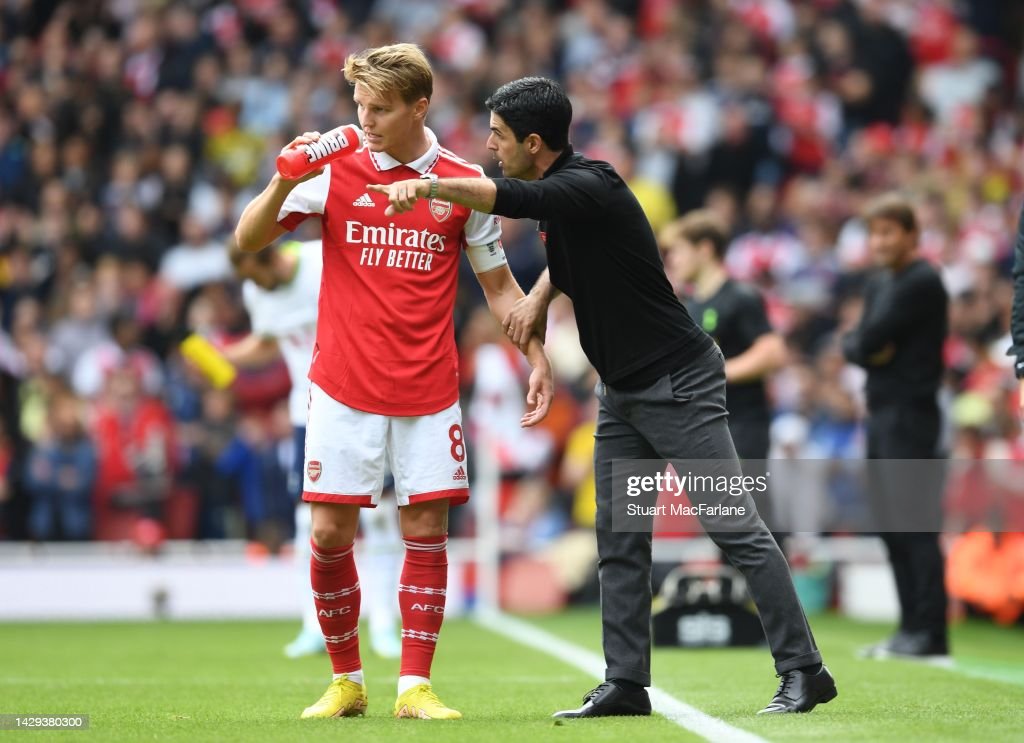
[1,610,1021,742]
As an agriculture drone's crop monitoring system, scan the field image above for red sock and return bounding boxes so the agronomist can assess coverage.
[310,540,361,674]
[399,535,448,678]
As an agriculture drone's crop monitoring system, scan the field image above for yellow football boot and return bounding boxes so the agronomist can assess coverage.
[393,684,462,720]
[300,675,368,719]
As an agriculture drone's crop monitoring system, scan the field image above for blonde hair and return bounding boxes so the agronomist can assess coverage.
[343,43,433,103]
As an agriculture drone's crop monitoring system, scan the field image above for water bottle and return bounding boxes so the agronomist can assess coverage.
[180,334,237,389]
[276,124,362,180]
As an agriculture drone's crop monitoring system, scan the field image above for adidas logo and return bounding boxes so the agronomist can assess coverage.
[452,466,467,481]
[352,193,375,207]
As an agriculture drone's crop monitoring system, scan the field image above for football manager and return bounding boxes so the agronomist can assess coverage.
[370,76,836,717]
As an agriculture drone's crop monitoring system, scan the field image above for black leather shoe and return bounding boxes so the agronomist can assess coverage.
[860,631,949,662]
[758,666,837,714]
[552,681,652,719]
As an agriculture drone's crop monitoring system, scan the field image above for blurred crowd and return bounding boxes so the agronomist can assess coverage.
[1,0,1023,583]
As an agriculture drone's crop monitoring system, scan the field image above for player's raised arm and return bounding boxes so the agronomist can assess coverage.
[235,132,326,252]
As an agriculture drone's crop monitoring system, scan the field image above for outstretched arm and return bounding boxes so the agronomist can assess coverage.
[368,177,497,216]
[221,334,281,369]
[368,166,603,222]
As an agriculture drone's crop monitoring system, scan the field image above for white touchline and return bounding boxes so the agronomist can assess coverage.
[478,609,770,743]
[943,658,1024,688]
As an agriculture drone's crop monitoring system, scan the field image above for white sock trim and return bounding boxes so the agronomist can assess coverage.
[397,675,431,695]
[333,669,363,685]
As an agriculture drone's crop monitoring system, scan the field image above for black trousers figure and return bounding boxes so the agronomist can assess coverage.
[866,398,948,647]
[593,344,820,685]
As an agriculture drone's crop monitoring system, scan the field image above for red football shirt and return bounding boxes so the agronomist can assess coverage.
[277,128,505,416]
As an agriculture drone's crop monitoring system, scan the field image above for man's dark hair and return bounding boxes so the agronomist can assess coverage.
[485,77,571,151]
[863,192,918,233]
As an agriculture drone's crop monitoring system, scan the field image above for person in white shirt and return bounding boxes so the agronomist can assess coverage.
[918,26,1000,128]
[226,239,401,659]
[159,212,232,291]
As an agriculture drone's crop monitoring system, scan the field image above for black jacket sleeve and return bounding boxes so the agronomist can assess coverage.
[1007,201,1024,378]
[841,280,874,367]
[491,167,608,221]
[842,270,939,366]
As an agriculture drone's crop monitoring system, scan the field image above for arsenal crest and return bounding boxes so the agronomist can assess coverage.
[429,198,452,223]
[307,460,322,482]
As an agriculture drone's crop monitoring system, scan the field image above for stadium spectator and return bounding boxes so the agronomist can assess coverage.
[0,0,1021,638]
[91,361,177,542]
[918,26,1001,129]
[25,392,97,541]
[180,385,237,540]
[158,212,232,291]
[46,274,111,379]
[71,310,163,399]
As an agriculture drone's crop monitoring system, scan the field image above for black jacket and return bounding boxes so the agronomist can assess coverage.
[491,148,711,386]
[1008,201,1024,377]
[842,258,947,406]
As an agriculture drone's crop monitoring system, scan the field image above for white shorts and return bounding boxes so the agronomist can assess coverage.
[302,382,469,508]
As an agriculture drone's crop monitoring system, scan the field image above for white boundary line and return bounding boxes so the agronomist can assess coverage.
[946,659,1024,688]
[478,609,769,743]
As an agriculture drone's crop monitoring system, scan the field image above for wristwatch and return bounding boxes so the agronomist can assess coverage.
[419,171,440,198]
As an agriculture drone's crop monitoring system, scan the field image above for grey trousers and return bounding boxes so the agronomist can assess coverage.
[594,344,821,685]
